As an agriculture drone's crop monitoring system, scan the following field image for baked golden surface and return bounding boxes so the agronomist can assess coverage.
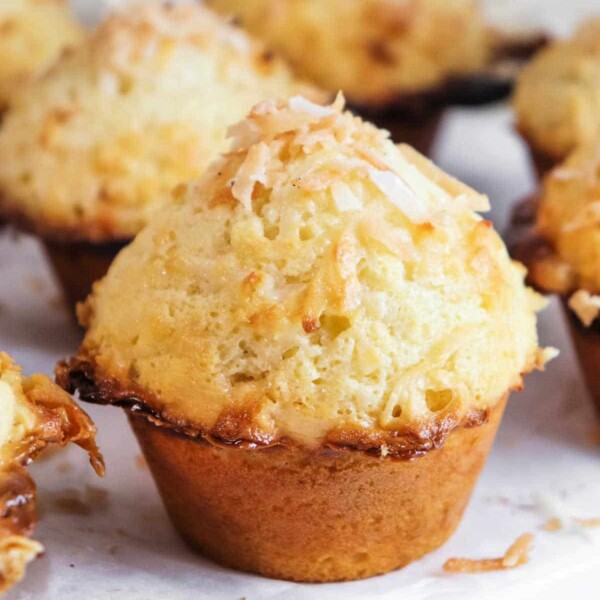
[207,0,490,106]
[63,96,547,452]
[0,353,103,593]
[514,20,600,163]
[0,0,83,109]
[0,2,324,242]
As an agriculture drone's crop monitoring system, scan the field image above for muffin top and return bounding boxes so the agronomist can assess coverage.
[61,96,549,455]
[0,0,83,109]
[531,140,600,325]
[206,0,490,107]
[0,352,103,593]
[514,20,600,162]
[0,2,324,242]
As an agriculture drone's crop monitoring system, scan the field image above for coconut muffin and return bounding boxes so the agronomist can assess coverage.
[0,0,84,110]
[521,141,600,413]
[208,0,490,107]
[59,96,551,582]
[0,2,324,307]
[514,20,600,175]
[0,353,103,593]
[532,141,600,302]
[207,0,544,154]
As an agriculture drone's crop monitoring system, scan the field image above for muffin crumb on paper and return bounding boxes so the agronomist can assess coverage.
[443,533,534,574]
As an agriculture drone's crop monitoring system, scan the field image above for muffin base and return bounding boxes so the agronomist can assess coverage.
[561,299,600,415]
[43,239,128,310]
[128,397,506,583]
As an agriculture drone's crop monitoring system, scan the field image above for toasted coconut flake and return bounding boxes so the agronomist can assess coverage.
[0,536,43,594]
[231,142,270,210]
[534,347,560,370]
[368,168,429,224]
[568,290,600,327]
[443,533,534,574]
[289,96,335,118]
[331,181,362,212]
[398,144,489,212]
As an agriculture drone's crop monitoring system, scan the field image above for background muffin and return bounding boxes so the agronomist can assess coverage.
[0,352,103,593]
[207,0,490,107]
[0,0,84,110]
[517,140,600,414]
[207,0,547,155]
[0,2,325,307]
[514,20,600,175]
[60,96,550,582]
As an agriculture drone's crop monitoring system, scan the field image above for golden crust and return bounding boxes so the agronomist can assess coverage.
[0,0,83,109]
[60,96,549,450]
[207,0,491,106]
[57,354,501,459]
[0,352,103,593]
[514,20,600,162]
[0,3,326,242]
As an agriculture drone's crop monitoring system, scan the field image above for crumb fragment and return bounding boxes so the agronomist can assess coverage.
[542,517,562,532]
[135,454,148,470]
[443,533,533,574]
[568,289,600,327]
[0,536,43,593]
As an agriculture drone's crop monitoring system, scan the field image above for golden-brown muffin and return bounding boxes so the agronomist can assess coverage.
[0,0,84,110]
[530,141,600,302]
[0,353,103,593]
[59,95,551,582]
[0,2,325,308]
[207,0,491,107]
[510,141,600,414]
[514,20,600,173]
[0,2,324,243]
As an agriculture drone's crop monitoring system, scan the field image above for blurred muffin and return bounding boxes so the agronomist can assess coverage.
[207,0,543,154]
[522,141,600,413]
[514,20,600,177]
[209,0,490,106]
[0,0,84,110]
[58,96,551,582]
[0,352,103,593]
[0,2,325,308]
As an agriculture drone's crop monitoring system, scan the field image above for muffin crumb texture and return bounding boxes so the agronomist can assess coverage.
[69,95,547,452]
[0,353,103,593]
[207,0,490,105]
[0,2,323,241]
[0,0,83,109]
[514,20,600,162]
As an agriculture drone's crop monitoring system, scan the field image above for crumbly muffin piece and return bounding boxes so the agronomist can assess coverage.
[0,0,83,109]
[207,0,491,106]
[514,20,600,163]
[0,2,325,242]
[62,95,549,453]
[531,141,600,325]
[0,353,103,593]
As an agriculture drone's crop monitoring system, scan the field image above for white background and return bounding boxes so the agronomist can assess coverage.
[1,1,599,598]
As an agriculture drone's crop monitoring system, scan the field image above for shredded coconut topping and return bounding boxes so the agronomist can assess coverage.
[289,95,336,118]
[443,533,534,574]
[568,290,600,327]
[368,168,429,224]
